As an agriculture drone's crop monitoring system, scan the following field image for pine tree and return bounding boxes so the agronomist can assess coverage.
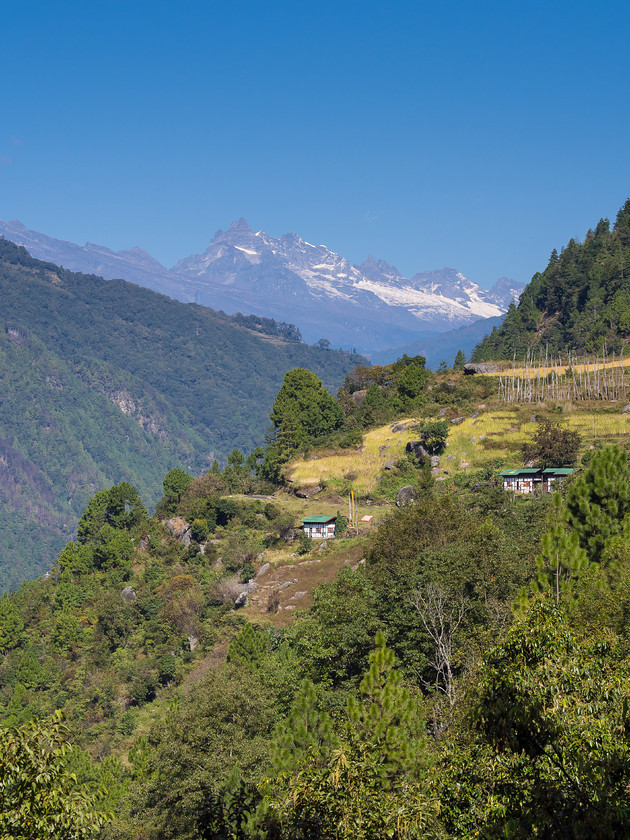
[533,493,590,604]
[227,623,270,669]
[565,445,630,562]
[271,679,336,773]
[453,349,466,370]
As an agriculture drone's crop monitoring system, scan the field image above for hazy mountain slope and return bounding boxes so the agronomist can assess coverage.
[473,199,630,360]
[0,218,523,353]
[368,315,505,368]
[0,238,362,590]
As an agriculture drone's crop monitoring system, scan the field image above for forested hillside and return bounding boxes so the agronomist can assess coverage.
[0,238,362,590]
[473,198,630,359]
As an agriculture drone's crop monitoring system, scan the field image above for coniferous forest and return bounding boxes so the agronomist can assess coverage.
[473,199,630,359]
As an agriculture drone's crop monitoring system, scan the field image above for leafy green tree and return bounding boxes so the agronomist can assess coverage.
[263,368,344,478]
[565,444,630,562]
[161,468,194,514]
[135,666,276,840]
[453,349,466,370]
[0,710,111,839]
[396,362,427,408]
[417,419,449,455]
[77,483,147,545]
[0,593,24,652]
[521,418,581,468]
[458,601,630,839]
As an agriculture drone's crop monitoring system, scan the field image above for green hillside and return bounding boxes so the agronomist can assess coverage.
[473,198,630,359]
[0,238,363,590]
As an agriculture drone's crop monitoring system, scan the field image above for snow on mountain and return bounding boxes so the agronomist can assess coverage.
[0,216,524,353]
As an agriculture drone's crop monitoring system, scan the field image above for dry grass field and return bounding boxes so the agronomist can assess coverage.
[287,419,421,495]
[285,404,630,490]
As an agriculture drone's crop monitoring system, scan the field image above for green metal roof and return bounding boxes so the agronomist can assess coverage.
[500,467,575,477]
[301,516,337,524]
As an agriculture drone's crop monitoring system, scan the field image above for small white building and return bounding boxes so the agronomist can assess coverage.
[500,467,575,494]
[301,515,337,539]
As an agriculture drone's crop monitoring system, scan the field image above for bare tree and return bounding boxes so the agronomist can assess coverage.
[409,584,467,737]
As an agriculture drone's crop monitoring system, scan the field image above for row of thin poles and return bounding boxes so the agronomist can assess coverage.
[498,347,627,403]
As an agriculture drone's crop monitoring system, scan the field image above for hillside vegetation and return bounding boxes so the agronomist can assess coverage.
[473,198,630,359]
[0,238,362,590]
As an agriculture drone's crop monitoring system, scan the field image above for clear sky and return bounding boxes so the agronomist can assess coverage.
[2,0,629,288]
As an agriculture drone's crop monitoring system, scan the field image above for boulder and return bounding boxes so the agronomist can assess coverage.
[430,455,440,467]
[165,517,191,545]
[469,410,479,419]
[391,422,408,432]
[438,407,447,417]
[234,591,248,609]
[350,389,368,405]
[255,562,271,578]
[383,461,396,470]
[463,363,499,375]
[396,485,415,507]
[622,405,630,414]
[451,417,465,424]
[295,485,323,499]
[406,440,429,460]
[121,586,137,602]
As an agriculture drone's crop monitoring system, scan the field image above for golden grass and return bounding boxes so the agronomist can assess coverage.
[287,405,630,490]
[287,419,421,494]
[483,358,630,378]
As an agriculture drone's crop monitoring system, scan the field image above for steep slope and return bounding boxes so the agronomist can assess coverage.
[0,238,362,590]
[473,199,630,360]
[0,218,523,353]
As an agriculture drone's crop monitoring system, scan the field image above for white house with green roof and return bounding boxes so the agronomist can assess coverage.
[500,467,575,495]
[301,515,337,539]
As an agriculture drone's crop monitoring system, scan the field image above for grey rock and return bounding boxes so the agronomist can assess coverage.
[463,363,499,374]
[451,417,464,424]
[234,591,248,608]
[165,517,191,544]
[459,461,471,469]
[291,591,307,599]
[430,455,440,467]
[396,485,415,507]
[622,406,630,414]
[138,537,149,551]
[391,422,408,432]
[121,586,137,602]
[469,410,479,419]
[383,461,397,470]
[406,440,429,460]
[446,454,456,461]
[295,484,323,498]
[188,634,199,651]
[438,407,447,417]
[278,581,293,591]
[255,562,271,578]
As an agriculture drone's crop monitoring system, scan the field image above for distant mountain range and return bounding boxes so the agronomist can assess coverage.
[0,218,524,354]
[0,238,362,590]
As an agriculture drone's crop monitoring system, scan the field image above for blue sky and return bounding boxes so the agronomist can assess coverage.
[2,0,629,288]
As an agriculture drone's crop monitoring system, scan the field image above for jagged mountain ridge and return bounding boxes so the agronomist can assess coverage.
[0,217,523,353]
